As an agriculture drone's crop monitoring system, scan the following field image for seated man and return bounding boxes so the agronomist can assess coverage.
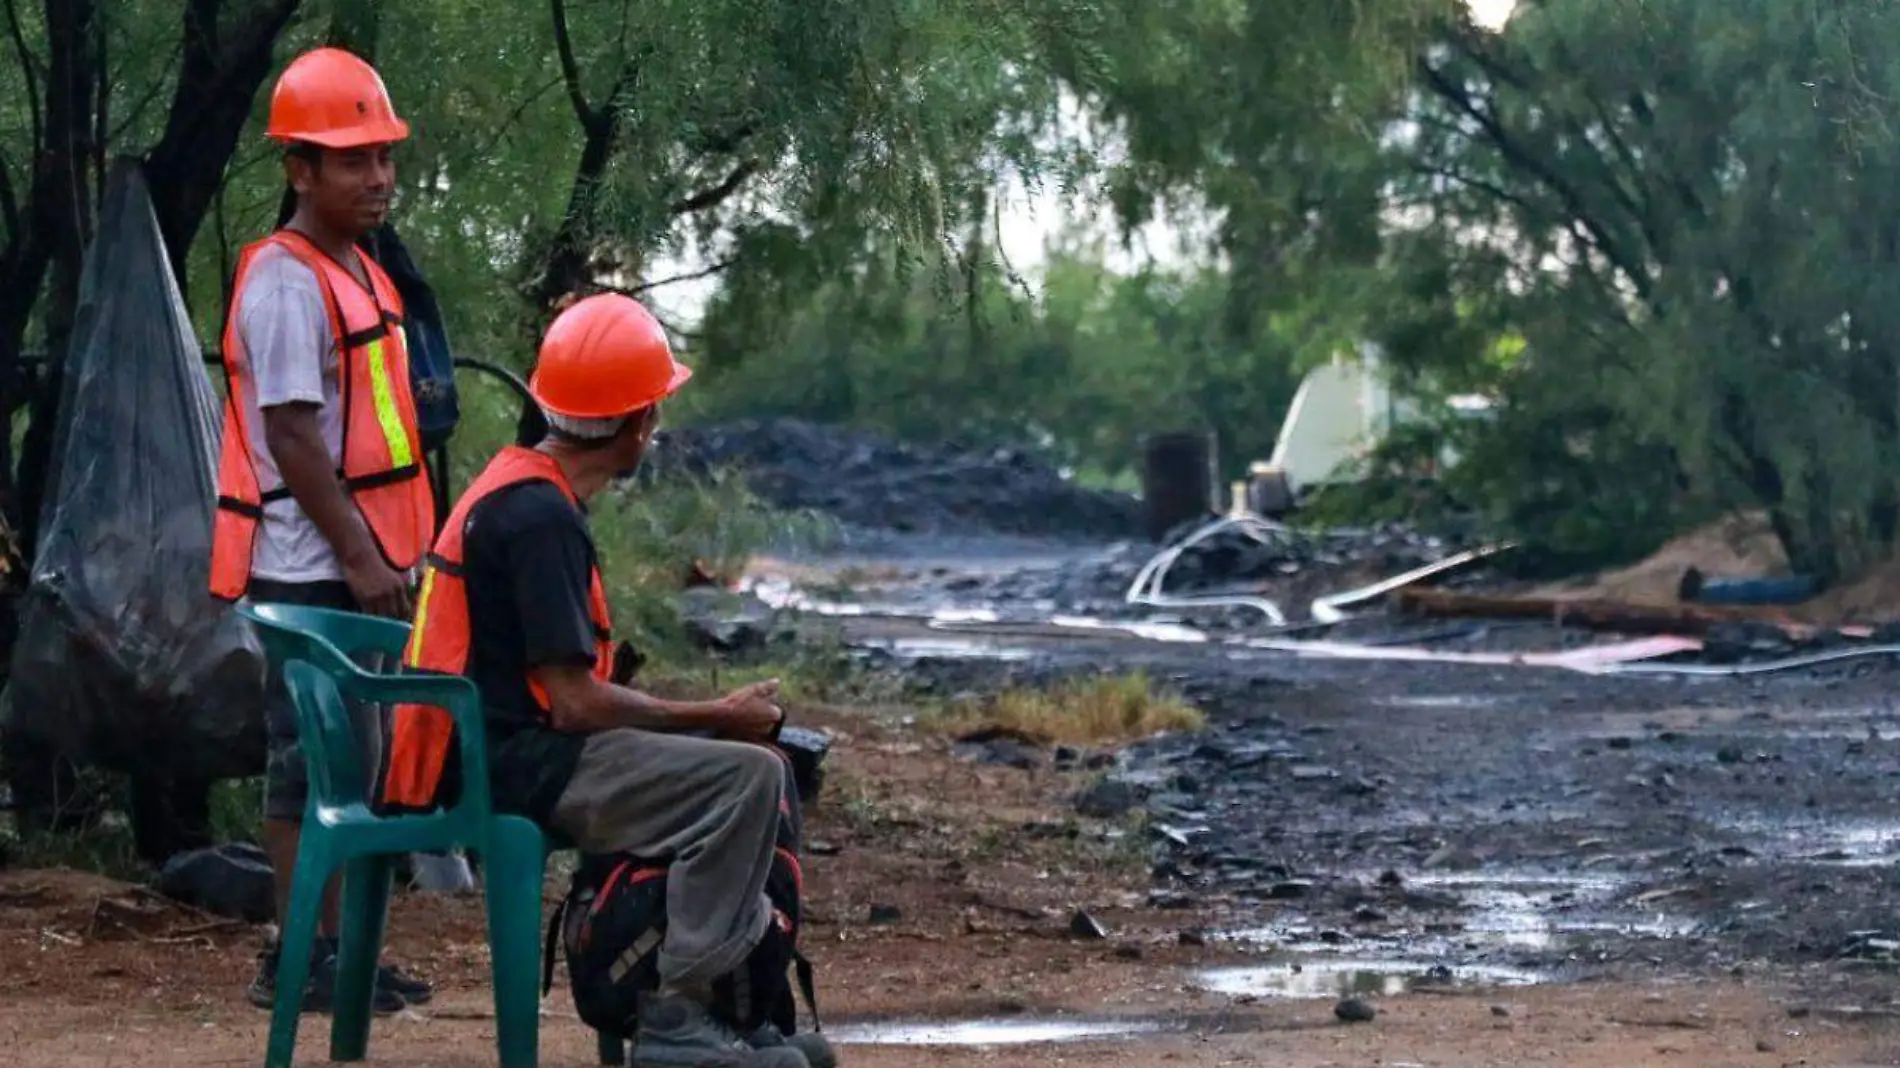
[380,294,830,1068]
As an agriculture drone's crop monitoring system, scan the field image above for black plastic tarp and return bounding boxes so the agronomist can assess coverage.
[4,158,267,783]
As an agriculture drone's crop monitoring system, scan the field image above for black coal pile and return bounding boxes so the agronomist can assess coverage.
[915,521,1495,623]
[652,418,1140,539]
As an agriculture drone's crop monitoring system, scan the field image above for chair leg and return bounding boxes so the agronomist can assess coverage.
[266,844,330,1068]
[331,854,394,1062]
[484,822,548,1068]
[596,1028,626,1065]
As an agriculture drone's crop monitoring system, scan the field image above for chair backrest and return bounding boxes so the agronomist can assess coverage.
[281,659,375,810]
[238,601,411,675]
[239,598,494,820]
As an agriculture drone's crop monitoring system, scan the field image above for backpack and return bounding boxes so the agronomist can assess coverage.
[541,749,822,1042]
[362,224,461,451]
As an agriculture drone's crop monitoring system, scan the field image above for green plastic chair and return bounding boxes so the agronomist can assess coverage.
[239,602,623,1068]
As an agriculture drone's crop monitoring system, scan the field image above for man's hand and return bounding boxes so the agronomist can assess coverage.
[342,550,412,619]
[720,678,784,740]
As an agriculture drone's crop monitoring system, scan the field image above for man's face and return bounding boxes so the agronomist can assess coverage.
[290,143,396,237]
[612,406,664,481]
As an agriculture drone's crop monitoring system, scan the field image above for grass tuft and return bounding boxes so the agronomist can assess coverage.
[931,670,1204,745]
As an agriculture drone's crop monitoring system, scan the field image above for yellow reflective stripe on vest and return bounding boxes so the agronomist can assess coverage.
[364,334,414,469]
[405,566,436,666]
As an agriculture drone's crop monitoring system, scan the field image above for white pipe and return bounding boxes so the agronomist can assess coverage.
[1124,514,1290,626]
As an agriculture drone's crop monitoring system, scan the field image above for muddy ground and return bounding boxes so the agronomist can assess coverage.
[8,697,1900,1067]
[16,496,1900,1064]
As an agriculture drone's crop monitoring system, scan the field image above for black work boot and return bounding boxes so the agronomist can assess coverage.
[749,1023,837,1068]
[246,938,407,1015]
[632,994,808,1067]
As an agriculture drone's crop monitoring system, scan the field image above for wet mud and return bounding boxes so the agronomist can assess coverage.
[762,531,1900,1004]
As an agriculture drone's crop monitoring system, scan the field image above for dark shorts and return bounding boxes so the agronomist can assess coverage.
[249,578,387,822]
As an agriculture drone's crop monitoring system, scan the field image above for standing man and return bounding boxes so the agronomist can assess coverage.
[209,46,436,1014]
[382,294,832,1068]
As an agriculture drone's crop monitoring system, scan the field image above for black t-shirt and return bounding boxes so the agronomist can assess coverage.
[460,479,599,823]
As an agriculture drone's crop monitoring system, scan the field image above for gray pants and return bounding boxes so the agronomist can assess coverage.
[551,729,785,989]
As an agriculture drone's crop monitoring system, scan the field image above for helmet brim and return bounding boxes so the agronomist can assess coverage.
[531,361,695,421]
[269,117,411,149]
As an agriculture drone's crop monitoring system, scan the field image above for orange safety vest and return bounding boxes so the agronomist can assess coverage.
[208,229,435,600]
[380,445,615,812]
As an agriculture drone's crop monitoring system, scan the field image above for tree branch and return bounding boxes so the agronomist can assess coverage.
[1418,56,1653,303]
[0,146,17,250]
[614,258,736,294]
[693,121,759,156]
[669,160,761,216]
[6,0,43,156]
[550,0,595,128]
[1407,160,1542,217]
[471,75,564,159]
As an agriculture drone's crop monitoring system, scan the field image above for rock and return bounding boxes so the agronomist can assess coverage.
[1334,997,1378,1023]
[1147,891,1195,910]
[1069,910,1109,939]
[1075,779,1143,818]
[1755,1039,1776,1053]
[407,851,478,895]
[1266,881,1314,900]
[1113,945,1143,960]
[1353,906,1388,924]
[867,904,903,924]
[1490,1005,1511,1018]
[953,737,1043,770]
[1178,928,1210,947]
[1715,746,1744,765]
[675,589,781,653]
[1700,620,1797,664]
[157,843,275,923]
[1378,870,1405,887]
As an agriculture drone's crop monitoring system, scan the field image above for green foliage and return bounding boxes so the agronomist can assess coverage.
[687,236,1303,484]
[588,475,833,660]
[1369,0,1900,581]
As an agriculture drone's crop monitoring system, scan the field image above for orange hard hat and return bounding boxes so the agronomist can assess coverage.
[530,294,693,420]
[266,48,410,148]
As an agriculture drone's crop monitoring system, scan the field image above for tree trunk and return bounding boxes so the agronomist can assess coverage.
[143,0,302,302]
[16,0,102,559]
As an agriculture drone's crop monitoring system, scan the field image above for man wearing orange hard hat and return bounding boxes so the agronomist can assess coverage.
[209,47,435,1014]
[381,294,833,1068]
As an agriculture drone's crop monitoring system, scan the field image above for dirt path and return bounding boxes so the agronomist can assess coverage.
[5,700,1900,1067]
[8,978,1898,1067]
[13,589,1900,1064]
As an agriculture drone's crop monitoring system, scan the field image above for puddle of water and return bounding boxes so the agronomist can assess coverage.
[1381,694,1500,710]
[748,575,1007,624]
[1198,959,1545,999]
[1231,870,1694,959]
[1718,817,1900,867]
[858,637,1039,662]
[1046,614,1211,644]
[828,1018,1172,1046]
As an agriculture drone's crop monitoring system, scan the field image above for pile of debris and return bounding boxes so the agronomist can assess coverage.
[653,418,1141,540]
[915,520,1500,624]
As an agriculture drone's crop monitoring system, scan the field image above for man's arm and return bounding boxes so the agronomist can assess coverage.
[263,405,410,617]
[528,668,771,737]
[499,488,783,738]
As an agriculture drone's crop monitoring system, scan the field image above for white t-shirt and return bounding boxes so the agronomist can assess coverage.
[234,242,347,583]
